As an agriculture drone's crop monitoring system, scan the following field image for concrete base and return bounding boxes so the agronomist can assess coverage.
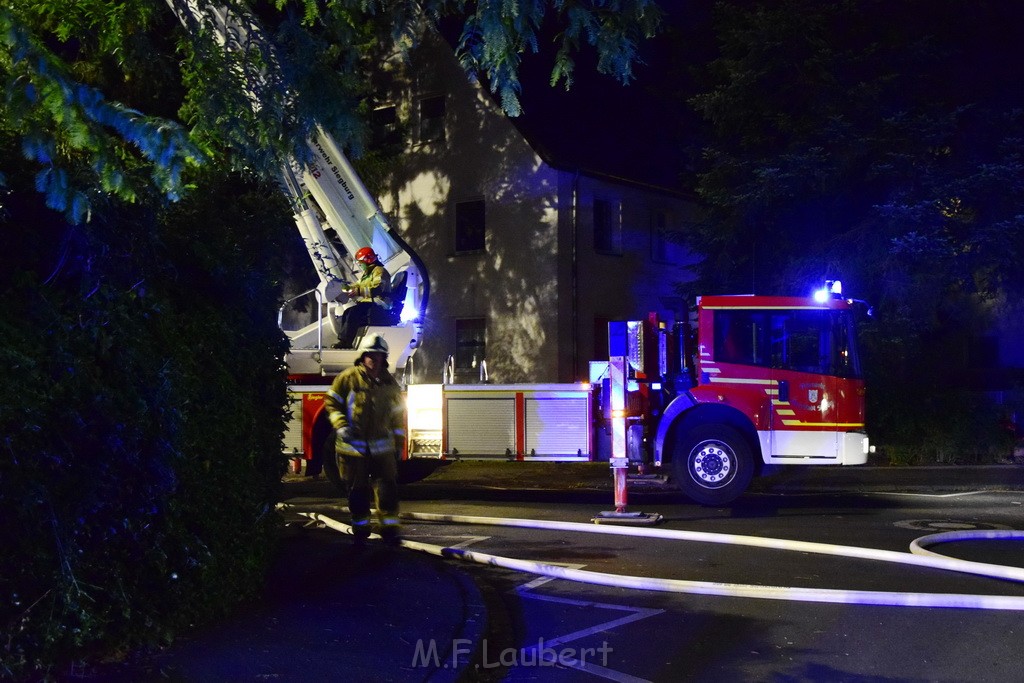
[591,510,664,526]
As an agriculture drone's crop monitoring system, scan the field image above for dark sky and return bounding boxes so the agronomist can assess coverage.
[508,4,714,190]
[506,0,1024,191]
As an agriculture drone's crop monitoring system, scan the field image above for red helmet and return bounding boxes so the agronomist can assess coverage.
[355,247,377,264]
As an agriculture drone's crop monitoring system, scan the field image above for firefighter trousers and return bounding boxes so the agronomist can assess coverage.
[338,450,400,536]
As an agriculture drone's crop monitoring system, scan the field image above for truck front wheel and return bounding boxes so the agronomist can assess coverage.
[673,424,754,505]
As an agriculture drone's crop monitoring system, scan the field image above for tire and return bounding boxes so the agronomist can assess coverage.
[673,424,754,505]
[397,459,449,485]
[320,430,347,496]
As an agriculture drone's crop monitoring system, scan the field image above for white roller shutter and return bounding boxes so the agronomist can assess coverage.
[525,396,589,457]
[447,397,515,456]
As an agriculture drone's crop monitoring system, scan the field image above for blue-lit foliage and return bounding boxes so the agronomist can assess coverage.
[688,0,1024,461]
[1,5,202,223]
[2,1,662,221]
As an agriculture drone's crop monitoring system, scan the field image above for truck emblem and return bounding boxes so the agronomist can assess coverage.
[808,389,819,403]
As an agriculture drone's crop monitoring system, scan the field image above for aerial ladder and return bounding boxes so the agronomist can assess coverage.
[166,0,427,380]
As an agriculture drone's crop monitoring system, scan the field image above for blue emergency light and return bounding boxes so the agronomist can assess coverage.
[813,280,842,303]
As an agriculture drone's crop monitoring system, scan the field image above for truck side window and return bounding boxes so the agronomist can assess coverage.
[714,311,767,366]
[770,310,827,374]
[831,311,863,379]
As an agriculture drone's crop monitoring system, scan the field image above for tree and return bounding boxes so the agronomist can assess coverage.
[687,0,1024,459]
[2,0,663,223]
[0,1,667,676]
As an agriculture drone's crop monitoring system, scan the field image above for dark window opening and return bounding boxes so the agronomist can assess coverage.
[455,318,486,371]
[651,211,669,263]
[593,316,610,362]
[594,198,622,254]
[418,94,446,143]
[371,105,401,148]
[455,199,485,253]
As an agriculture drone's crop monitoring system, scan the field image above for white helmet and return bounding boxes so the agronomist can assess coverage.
[356,333,389,355]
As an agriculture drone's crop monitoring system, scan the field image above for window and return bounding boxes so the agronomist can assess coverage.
[651,211,671,262]
[593,198,622,254]
[455,318,486,371]
[714,311,765,366]
[455,199,486,253]
[593,316,610,361]
[651,211,689,264]
[371,105,400,148]
[713,309,862,378]
[417,94,446,143]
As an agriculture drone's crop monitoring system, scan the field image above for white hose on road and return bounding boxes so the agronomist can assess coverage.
[403,512,1024,584]
[910,528,1024,563]
[291,509,1024,611]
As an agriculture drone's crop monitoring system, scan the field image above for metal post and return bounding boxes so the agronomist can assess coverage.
[612,463,628,512]
[592,355,662,525]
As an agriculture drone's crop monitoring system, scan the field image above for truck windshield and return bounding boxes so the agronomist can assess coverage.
[713,309,862,379]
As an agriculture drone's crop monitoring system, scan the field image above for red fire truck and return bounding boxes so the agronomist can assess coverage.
[286,282,870,506]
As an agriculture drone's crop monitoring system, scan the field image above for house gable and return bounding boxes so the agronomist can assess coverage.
[373,28,698,383]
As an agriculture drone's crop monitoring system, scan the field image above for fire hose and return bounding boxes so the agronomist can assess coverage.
[283,506,1024,611]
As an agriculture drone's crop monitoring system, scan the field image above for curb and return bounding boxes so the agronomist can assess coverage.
[427,558,489,682]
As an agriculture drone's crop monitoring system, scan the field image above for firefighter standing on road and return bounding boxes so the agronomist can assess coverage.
[324,333,406,545]
[336,246,393,348]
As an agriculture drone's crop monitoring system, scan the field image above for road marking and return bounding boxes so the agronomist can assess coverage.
[514,571,664,683]
[520,564,586,590]
[872,490,989,499]
[756,490,1003,499]
[894,519,1013,531]
[418,534,491,549]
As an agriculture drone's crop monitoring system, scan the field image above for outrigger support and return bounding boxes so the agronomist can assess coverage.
[592,355,662,526]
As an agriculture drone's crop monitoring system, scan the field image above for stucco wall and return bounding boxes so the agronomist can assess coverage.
[377,30,561,383]
[376,28,699,384]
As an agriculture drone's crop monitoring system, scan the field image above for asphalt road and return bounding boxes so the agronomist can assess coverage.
[286,464,1024,682]
[72,462,1023,682]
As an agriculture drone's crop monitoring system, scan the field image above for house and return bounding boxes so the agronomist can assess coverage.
[370,28,700,384]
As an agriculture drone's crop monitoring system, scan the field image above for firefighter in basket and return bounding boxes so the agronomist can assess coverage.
[324,333,406,545]
[335,246,393,349]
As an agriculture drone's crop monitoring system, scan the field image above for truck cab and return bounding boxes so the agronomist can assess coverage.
[646,287,870,504]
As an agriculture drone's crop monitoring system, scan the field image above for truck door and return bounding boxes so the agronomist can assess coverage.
[768,309,840,460]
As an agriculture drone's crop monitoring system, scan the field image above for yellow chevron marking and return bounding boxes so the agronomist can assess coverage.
[708,377,775,385]
[780,420,866,428]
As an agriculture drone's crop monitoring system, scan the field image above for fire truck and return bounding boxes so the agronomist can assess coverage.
[286,280,870,505]
[172,1,870,505]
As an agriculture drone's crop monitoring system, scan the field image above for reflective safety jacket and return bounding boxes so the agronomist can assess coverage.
[325,364,405,457]
[349,263,392,309]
